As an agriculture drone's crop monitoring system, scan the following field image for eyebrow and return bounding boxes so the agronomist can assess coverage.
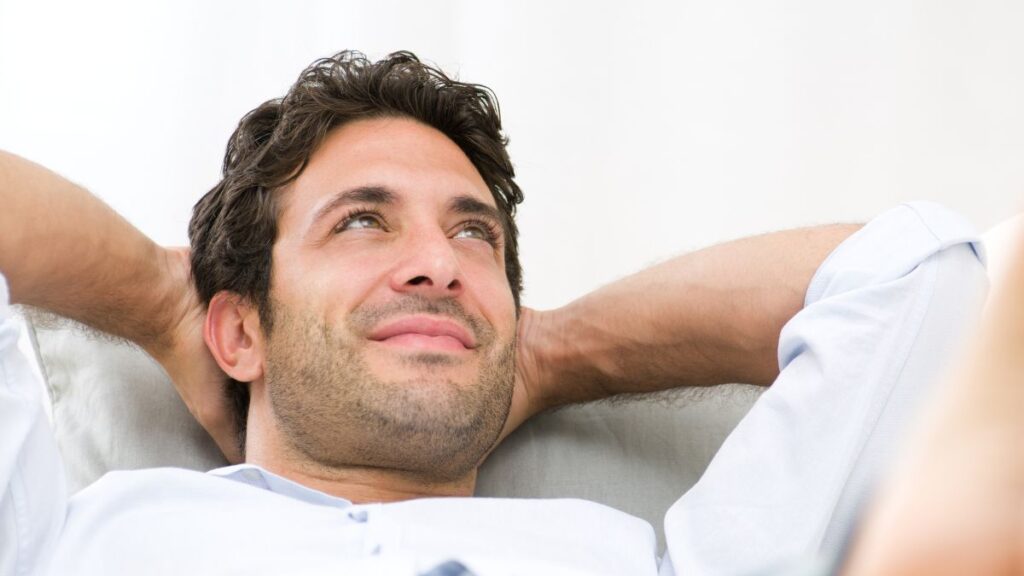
[310,185,397,228]
[308,186,504,238]
[448,195,504,228]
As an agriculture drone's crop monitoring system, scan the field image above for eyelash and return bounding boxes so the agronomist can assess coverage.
[332,208,503,246]
[333,208,387,233]
[460,218,502,246]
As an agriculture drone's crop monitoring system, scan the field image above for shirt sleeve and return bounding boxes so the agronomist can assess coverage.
[0,272,66,576]
[661,202,988,576]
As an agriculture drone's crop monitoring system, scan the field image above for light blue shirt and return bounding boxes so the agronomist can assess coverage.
[0,202,985,575]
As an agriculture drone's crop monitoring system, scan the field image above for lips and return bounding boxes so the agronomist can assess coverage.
[367,316,477,350]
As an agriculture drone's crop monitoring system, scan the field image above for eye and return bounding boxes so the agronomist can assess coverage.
[334,210,385,233]
[453,219,500,245]
[454,224,487,240]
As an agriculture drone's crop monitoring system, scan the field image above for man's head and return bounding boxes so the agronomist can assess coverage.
[188,51,523,483]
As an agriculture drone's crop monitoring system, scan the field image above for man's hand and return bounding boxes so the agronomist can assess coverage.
[498,304,615,444]
[149,248,242,464]
[496,307,552,444]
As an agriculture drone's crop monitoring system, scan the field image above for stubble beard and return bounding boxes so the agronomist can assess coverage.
[264,297,515,484]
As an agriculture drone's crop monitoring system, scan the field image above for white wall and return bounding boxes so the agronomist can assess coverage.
[1,0,1021,310]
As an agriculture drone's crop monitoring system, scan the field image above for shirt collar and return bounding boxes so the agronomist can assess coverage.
[208,463,354,509]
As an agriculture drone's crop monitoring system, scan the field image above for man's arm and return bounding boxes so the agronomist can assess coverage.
[0,151,239,461]
[0,151,181,346]
[509,224,860,430]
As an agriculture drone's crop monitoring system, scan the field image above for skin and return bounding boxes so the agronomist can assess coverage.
[203,117,520,502]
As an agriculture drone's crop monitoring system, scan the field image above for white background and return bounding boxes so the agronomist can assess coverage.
[1,0,1021,310]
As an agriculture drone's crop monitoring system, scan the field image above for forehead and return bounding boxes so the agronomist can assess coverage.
[278,117,495,233]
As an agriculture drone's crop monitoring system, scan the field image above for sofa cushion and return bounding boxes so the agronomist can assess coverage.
[25,310,762,551]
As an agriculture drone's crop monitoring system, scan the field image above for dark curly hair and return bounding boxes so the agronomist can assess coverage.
[188,50,524,455]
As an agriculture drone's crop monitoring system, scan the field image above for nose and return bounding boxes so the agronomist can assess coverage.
[389,228,464,298]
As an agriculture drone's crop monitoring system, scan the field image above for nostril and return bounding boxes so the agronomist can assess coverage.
[407,276,430,286]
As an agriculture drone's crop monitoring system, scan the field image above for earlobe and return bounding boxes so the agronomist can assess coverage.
[205,292,265,382]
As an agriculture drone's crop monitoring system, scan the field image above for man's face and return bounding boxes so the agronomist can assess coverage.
[262,117,517,482]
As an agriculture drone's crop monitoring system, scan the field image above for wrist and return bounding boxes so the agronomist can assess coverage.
[521,303,612,411]
[143,246,193,359]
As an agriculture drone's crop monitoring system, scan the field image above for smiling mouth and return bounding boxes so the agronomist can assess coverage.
[372,332,470,352]
[367,315,477,353]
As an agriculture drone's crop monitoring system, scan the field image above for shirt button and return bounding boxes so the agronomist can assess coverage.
[347,509,368,523]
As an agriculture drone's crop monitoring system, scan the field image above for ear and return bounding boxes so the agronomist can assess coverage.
[205,291,265,382]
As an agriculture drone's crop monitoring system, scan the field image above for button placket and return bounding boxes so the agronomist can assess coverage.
[359,503,389,557]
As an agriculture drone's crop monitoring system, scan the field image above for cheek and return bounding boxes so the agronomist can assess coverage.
[317,254,386,314]
[461,260,517,336]
[272,247,383,316]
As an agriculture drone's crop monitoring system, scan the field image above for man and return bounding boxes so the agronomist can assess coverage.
[0,51,1000,574]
